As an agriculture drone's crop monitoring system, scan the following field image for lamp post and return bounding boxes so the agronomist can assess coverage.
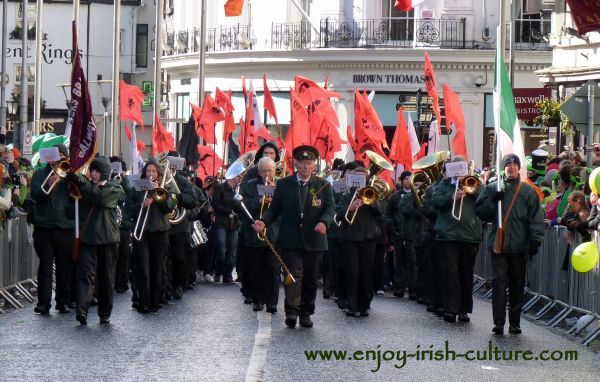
[7,96,18,143]
[91,79,112,155]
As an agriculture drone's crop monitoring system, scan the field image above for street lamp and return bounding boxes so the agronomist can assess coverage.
[7,95,18,145]
[90,78,112,155]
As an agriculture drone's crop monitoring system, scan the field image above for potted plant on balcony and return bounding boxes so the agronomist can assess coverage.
[533,98,574,152]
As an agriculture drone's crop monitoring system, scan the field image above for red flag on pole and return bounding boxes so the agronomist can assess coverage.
[196,145,223,181]
[443,84,468,160]
[353,88,387,148]
[152,114,175,156]
[191,95,224,144]
[66,21,97,173]
[566,0,600,35]
[294,75,341,106]
[263,74,278,125]
[119,80,145,126]
[394,0,422,11]
[389,107,413,170]
[424,53,442,133]
[289,88,310,147]
[215,88,236,141]
[224,0,244,17]
[346,125,358,154]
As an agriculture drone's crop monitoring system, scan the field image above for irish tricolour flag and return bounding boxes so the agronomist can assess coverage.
[493,45,527,181]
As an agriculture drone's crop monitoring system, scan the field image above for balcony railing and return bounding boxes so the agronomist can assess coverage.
[162,17,550,56]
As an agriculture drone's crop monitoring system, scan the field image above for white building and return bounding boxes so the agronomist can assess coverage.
[161,0,553,168]
[1,0,157,159]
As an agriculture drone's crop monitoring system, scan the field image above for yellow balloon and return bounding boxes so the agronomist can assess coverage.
[572,241,599,273]
[589,167,600,195]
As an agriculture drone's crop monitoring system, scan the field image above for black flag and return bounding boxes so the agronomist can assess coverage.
[178,115,199,166]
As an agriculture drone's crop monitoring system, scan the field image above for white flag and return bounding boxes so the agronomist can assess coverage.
[130,123,140,175]
[249,80,263,132]
[406,112,420,158]
[428,119,439,154]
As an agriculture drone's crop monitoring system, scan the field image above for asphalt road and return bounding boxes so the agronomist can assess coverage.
[1,283,599,381]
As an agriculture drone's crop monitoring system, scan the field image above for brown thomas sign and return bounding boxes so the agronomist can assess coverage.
[512,88,552,122]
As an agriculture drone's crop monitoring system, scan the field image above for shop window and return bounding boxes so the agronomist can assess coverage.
[136,24,149,68]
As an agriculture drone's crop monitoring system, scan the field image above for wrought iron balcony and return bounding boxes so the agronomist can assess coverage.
[206,24,252,52]
[271,22,312,50]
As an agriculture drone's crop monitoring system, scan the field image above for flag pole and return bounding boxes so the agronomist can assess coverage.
[197,0,206,106]
[33,0,44,136]
[0,0,9,142]
[496,1,506,230]
[111,0,121,156]
[152,0,163,131]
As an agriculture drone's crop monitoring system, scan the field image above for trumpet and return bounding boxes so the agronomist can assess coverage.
[41,160,70,195]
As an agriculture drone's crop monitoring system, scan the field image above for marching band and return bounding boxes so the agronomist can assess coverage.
[28,140,545,336]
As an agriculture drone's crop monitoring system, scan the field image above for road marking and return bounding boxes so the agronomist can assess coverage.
[245,310,272,382]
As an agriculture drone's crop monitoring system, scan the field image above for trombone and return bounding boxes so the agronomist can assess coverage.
[132,168,171,241]
[451,161,481,221]
[41,160,70,195]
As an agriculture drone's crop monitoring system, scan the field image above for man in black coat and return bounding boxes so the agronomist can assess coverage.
[253,145,335,328]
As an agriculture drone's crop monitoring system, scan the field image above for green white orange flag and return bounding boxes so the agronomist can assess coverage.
[493,44,527,181]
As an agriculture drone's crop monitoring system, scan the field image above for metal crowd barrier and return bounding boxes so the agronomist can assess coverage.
[473,225,600,346]
[0,213,38,312]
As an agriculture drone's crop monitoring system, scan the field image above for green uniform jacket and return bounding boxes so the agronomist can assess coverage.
[336,189,385,241]
[76,177,125,245]
[130,184,178,235]
[240,177,280,247]
[475,178,544,254]
[169,173,198,234]
[431,178,483,243]
[261,174,335,252]
[119,176,135,230]
[386,190,408,240]
[30,164,75,230]
[399,192,429,245]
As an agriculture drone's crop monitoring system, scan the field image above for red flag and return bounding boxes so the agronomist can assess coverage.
[415,142,427,161]
[215,88,236,141]
[289,88,310,148]
[346,125,357,154]
[389,107,413,171]
[119,80,145,126]
[424,53,442,133]
[354,88,386,148]
[238,117,260,154]
[443,84,468,160]
[224,0,244,17]
[263,74,278,125]
[125,124,146,154]
[294,75,340,106]
[394,0,421,11]
[66,21,96,173]
[566,0,600,35]
[152,114,175,156]
[191,96,224,144]
[196,145,223,181]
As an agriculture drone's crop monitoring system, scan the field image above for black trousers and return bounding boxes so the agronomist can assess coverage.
[491,251,527,327]
[429,241,444,310]
[372,244,387,292]
[344,240,376,313]
[283,250,322,317]
[33,228,74,308]
[115,229,131,290]
[76,243,118,318]
[415,244,428,299]
[187,246,200,286]
[169,232,189,290]
[133,232,169,310]
[393,239,417,295]
[332,239,346,302]
[246,246,280,306]
[198,227,217,275]
[322,238,338,296]
[439,241,478,315]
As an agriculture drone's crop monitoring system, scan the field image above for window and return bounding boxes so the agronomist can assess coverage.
[136,24,148,68]
[14,3,36,40]
[15,64,35,84]
[382,0,414,41]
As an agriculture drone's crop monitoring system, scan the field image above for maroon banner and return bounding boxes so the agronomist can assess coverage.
[566,0,600,35]
[65,21,96,173]
[512,88,552,122]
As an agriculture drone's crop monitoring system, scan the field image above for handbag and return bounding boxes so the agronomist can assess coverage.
[492,182,522,255]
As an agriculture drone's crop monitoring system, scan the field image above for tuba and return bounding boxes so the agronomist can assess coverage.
[41,160,70,195]
[344,150,394,224]
[225,151,256,181]
[410,151,448,206]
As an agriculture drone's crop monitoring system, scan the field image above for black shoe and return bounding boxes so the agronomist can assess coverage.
[323,292,331,299]
[173,288,183,300]
[99,317,110,324]
[299,316,313,328]
[444,313,456,323]
[223,277,234,284]
[359,311,369,317]
[56,304,71,314]
[345,309,359,317]
[253,303,264,312]
[34,305,50,315]
[115,287,127,294]
[285,315,297,328]
[416,297,425,304]
[492,325,504,335]
[426,305,436,313]
[266,305,277,314]
[243,296,253,304]
[393,292,404,298]
[509,326,522,334]
[68,301,76,309]
[435,309,444,317]
[337,300,347,310]
[90,297,98,306]
[76,313,87,326]
[408,294,417,300]
[458,313,470,322]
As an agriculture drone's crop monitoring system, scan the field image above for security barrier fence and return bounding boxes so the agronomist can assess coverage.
[473,225,600,347]
[1,216,599,347]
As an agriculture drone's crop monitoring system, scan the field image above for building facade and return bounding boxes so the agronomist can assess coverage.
[161,0,553,168]
[1,0,156,159]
